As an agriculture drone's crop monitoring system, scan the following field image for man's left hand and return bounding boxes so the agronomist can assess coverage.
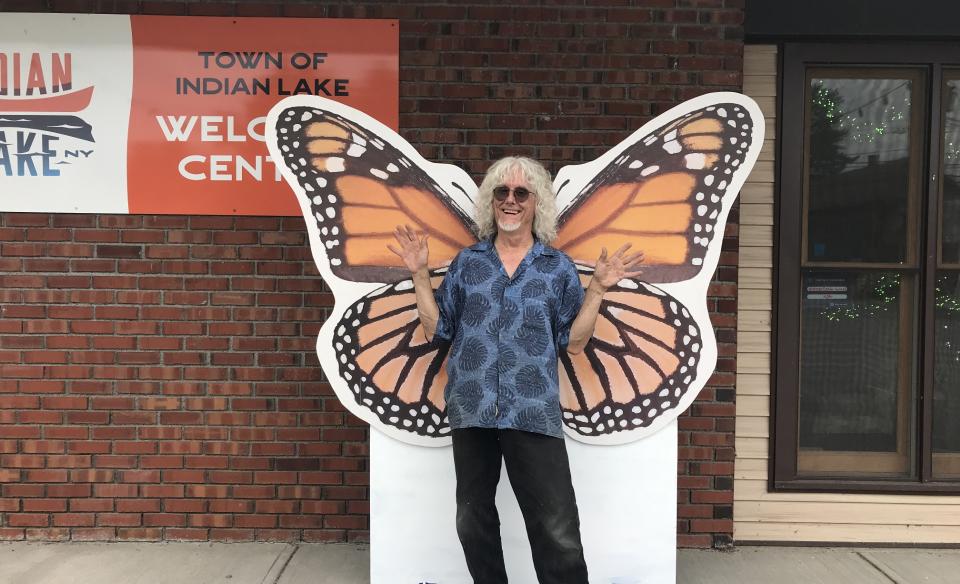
[593,244,644,290]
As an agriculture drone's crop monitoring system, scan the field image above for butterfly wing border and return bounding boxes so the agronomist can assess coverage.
[321,275,454,448]
[264,95,478,294]
[265,96,476,448]
[554,91,765,292]
[554,92,764,445]
[561,280,718,446]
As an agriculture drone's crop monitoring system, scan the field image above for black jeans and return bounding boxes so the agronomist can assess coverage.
[451,427,589,584]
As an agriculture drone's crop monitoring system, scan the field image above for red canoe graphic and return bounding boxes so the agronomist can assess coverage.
[0,86,94,112]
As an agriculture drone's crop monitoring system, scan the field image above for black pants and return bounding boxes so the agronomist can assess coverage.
[451,427,589,584]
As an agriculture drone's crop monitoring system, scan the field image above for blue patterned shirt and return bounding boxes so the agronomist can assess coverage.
[433,239,585,438]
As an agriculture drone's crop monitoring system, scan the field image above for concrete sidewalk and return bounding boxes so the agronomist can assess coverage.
[2,542,959,583]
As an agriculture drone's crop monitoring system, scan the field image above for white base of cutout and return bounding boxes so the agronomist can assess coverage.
[370,420,678,584]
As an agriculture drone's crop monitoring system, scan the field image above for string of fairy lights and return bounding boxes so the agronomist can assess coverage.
[811,273,900,322]
[810,273,960,321]
[807,79,960,321]
[811,80,911,147]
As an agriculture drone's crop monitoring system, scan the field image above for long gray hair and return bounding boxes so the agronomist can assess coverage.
[473,156,558,243]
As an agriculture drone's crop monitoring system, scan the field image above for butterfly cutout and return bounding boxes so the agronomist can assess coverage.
[265,92,764,447]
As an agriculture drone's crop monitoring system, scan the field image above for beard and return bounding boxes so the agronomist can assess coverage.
[497,219,522,233]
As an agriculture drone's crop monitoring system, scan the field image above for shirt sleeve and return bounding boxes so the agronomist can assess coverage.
[554,260,585,350]
[432,253,462,343]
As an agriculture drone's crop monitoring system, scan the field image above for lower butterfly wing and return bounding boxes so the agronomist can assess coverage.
[553,92,764,284]
[559,268,704,444]
[266,96,478,284]
[332,270,452,444]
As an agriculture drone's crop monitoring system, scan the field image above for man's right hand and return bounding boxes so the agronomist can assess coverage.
[387,224,441,341]
[387,224,430,275]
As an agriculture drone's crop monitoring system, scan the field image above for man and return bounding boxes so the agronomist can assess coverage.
[389,156,643,584]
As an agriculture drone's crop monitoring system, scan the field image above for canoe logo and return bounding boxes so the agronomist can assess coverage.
[0,52,96,177]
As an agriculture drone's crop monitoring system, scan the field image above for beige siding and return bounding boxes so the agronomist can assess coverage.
[733,45,960,544]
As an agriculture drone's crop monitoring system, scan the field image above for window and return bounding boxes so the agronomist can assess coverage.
[933,73,960,480]
[775,44,960,491]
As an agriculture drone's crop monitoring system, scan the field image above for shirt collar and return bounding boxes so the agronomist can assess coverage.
[469,237,556,257]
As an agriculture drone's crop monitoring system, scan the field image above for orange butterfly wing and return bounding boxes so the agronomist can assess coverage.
[274,106,477,283]
[554,103,754,283]
[559,268,700,437]
[335,271,452,438]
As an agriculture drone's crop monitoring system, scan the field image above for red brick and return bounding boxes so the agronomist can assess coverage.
[237,515,278,529]
[7,513,49,527]
[72,528,116,541]
[48,484,91,498]
[117,528,163,541]
[70,499,113,512]
[52,513,95,527]
[21,499,67,513]
[165,528,208,541]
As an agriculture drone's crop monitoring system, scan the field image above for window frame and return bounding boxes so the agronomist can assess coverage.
[932,70,960,479]
[773,42,960,494]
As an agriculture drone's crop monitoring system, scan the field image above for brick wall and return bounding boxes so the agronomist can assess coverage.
[0,0,744,548]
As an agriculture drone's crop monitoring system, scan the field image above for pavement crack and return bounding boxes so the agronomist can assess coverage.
[262,543,300,584]
[855,551,899,584]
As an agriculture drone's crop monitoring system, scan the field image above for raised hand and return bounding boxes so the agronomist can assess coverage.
[387,224,430,275]
[593,244,644,289]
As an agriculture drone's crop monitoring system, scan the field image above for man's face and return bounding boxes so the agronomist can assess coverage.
[493,168,536,236]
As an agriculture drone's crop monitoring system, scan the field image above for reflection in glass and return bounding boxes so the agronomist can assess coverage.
[934,271,960,478]
[798,270,915,476]
[806,77,913,263]
[942,81,960,264]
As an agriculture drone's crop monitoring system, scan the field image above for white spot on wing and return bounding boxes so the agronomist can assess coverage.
[663,140,681,154]
[685,153,706,169]
[326,157,345,172]
[640,165,659,177]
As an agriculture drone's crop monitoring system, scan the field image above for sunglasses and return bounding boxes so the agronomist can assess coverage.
[492,186,532,203]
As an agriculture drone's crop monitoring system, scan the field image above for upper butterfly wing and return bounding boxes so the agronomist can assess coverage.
[553,93,764,283]
[269,97,478,284]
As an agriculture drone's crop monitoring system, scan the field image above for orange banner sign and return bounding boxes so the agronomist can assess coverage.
[0,14,398,215]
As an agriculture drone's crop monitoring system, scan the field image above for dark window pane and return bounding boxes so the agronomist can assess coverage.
[806,78,913,263]
[934,270,960,478]
[942,80,960,264]
[798,269,915,477]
